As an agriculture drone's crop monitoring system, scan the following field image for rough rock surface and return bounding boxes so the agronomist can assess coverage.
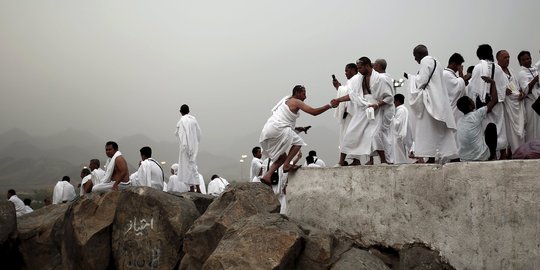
[180,183,280,269]
[61,191,121,270]
[399,243,455,270]
[17,203,70,270]
[0,201,19,269]
[173,192,215,215]
[295,229,353,270]
[10,183,458,270]
[112,187,200,270]
[203,213,305,269]
[330,248,390,270]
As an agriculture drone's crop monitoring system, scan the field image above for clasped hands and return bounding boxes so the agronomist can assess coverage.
[329,99,340,108]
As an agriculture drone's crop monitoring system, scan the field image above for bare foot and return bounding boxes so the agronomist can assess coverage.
[259,177,272,186]
[350,159,361,166]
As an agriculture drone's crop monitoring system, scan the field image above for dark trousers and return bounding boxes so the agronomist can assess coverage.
[485,123,497,159]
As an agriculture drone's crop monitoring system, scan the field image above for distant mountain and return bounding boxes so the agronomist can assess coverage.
[0,126,340,194]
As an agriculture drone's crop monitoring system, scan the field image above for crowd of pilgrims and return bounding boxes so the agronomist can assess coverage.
[7,43,540,217]
[255,43,540,186]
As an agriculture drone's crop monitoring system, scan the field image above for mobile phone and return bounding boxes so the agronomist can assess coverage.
[332,74,337,81]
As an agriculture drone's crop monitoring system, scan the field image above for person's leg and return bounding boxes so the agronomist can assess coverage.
[282,145,302,172]
[485,123,497,160]
[499,149,507,160]
[350,158,361,166]
[339,153,347,166]
[377,150,387,164]
[260,153,287,185]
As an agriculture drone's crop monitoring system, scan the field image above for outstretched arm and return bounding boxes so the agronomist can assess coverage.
[482,76,499,113]
[294,99,333,116]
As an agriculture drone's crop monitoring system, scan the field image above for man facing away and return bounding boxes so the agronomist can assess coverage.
[405,45,458,163]
[259,85,336,185]
[391,94,416,164]
[7,189,28,217]
[373,58,396,163]
[92,141,130,192]
[175,104,202,193]
[80,168,92,196]
[166,163,189,193]
[207,174,230,196]
[303,150,326,167]
[52,176,76,204]
[497,50,525,156]
[468,44,508,159]
[131,146,164,190]
[456,73,499,161]
[250,146,264,181]
[88,159,105,186]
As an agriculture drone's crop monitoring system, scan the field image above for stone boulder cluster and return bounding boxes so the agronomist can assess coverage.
[0,183,454,269]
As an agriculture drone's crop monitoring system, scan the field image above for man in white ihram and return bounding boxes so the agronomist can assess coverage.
[468,44,508,159]
[166,163,189,193]
[175,104,202,193]
[52,176,76,204]
[258,85,336,185]
[250,146,264,181]
[332,63,360,164]
[207,174,229,196]
[131,146,164,190]
[405,45,458,163]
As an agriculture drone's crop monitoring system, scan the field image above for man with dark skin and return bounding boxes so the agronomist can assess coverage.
[259,85,337,185]
[105,142,129,191]
[332,63,361,166]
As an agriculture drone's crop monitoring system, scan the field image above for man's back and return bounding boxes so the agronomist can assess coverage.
[457,107,490,161]
[134,158,164,190]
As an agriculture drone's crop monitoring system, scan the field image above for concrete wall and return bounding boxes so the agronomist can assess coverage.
[286,160,540,270]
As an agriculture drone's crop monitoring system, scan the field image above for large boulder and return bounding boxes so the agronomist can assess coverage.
[330,248,390,270]
[203,213,305,269]
[17,203,70,270]
[399,243,455,270]
[180,183,280,269]
[295,229,354,270]
[173,192,215,215]
[0,201,20,269]
[61,191,121,269]
[111,187,200,270]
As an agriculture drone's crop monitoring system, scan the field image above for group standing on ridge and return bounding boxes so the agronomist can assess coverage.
[7,43,540,216]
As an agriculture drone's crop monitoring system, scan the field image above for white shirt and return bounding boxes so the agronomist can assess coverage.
[250,157,263,181]
[8,195,27,217]
[457,107,490,161]
[91,168,106,185]
[207,177,230,196]
[52,181,76,204]
[167,175,190,193]
[303,156,326,167]
[132,158,164,190]
[80,174,92,196]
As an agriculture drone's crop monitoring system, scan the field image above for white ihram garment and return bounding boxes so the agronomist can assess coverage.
[391,105,416,164]
[176,114,202,186]
[469,61,508,150]
[502,68,525,151]
[408,56,458,159]
[52,181,76,204]
[518,62,540,142]
[259,97,306,160]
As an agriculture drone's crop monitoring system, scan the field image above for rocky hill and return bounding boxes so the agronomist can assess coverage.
[0,183,453,269]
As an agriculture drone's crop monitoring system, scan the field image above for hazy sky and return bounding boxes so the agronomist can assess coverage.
[1,0,539,154]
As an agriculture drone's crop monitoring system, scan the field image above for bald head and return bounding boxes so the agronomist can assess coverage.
[374,59,387,73]
[413,45,429,63]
